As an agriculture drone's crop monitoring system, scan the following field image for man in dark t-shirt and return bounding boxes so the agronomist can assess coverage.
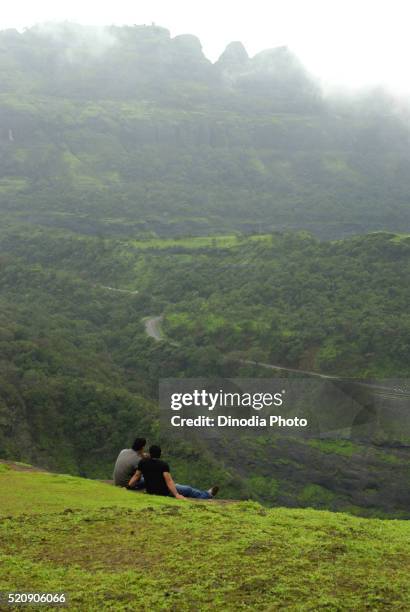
[128,445,219,500]
[136,455,171,497]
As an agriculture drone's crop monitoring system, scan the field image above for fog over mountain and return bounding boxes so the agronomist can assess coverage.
[1,22,410,238]
[2,0,410,94]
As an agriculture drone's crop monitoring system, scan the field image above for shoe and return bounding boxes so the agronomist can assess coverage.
[208,485,219,498]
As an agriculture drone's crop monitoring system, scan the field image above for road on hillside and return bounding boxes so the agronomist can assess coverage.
[144,315,164,341]
[143,316,409,398]
[239,359,410,398]
[239,359,336,380]
[96,285,139,295]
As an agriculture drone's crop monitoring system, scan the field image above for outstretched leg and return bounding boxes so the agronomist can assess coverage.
[176,484,212,499]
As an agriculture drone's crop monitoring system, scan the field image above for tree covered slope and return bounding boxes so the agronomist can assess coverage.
[0,228,409,516]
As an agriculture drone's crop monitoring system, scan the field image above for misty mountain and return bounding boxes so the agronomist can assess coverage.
[1,23,410,237]
[0,23,320,107]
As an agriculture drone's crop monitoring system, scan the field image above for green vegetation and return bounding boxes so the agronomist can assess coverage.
[1,465,410,611]
[0,23,409,519]
[0,25,409,612]
[1,24,410,239]
[307,440,362,457]
[128,235,250,249]
[4,227,410,379]
[149,231,410,379]
[299,484,337,506]
[0,227,409,516]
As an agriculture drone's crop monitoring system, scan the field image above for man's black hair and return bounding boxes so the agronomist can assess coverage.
[132,437,146,452]
[149,444,162,459]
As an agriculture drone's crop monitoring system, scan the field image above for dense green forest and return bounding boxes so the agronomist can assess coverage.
[0,23,409,517]
[1,23,410,238]
[4,227,410,378]
[1,226,409,516]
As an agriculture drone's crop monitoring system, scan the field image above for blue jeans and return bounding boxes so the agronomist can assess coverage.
[176,484,211,499]
[135,476,145,490]
[128,476,145,490]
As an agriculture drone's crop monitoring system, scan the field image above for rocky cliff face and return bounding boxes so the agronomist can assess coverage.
[216,41,250,84]
[0,23,320,110]
[1,22,409,239]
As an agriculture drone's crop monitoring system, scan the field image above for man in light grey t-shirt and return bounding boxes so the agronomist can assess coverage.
[113,437,147,489]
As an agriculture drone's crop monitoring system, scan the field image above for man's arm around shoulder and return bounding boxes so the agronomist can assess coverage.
[127,469,142,489]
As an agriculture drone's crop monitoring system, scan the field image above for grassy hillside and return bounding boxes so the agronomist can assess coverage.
[1,462,409,611]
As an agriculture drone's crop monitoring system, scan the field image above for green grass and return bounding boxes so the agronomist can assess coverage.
[308,439,362,457]
[299,484,337,507]
[390,233,410,243]
[126,234,271,250]
[308,440,407,465]
[1,466,410,610]
[0,177,28,194]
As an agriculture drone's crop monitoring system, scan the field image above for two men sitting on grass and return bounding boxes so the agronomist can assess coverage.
[113,438,219,500]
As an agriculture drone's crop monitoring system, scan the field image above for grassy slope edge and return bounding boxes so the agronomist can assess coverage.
[0,463,409,611]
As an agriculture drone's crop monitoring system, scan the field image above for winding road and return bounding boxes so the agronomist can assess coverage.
[97,285,139,295]
[143,315,409,399]
[240,359,336,380]
[144,315,164,341]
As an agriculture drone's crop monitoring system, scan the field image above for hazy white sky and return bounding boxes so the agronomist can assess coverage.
[2,0,410,94]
